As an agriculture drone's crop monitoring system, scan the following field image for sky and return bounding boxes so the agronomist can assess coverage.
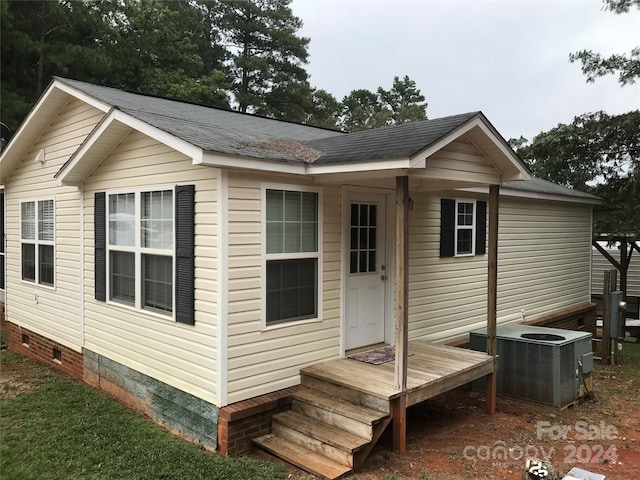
[291,0,640,141]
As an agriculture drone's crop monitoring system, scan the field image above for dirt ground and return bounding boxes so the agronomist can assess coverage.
[2,341,638,480]
[267,341,640,480]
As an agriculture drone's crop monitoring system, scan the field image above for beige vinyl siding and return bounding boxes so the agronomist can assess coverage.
[497,198,592,321]
[408,192,488,341]
[419,138,501,185]
[82,130,218,404]
[592,247,640,296]
[4,99,104,352]
[408,192,593,343]
[225,172,341,404]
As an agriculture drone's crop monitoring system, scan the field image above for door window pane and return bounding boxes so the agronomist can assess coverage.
[349,202,377,274]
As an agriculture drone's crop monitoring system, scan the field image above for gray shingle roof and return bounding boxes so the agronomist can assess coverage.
[502,177,600,201]
[56,78,597,204]
[57,78,343,163]
[57,78,481,165]
[306,112,481,164]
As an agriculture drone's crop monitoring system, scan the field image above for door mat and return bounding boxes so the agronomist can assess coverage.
[348,346,413,365]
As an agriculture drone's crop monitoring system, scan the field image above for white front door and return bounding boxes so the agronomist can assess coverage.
[345,192,388,350]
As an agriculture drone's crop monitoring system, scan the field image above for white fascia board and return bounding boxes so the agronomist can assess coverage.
[201,151,412,176]
[1,85,68,178]
[1,80,112,181]
[54,80,112,113]
[460,186,601,205]
[57,108,203,185]
[409,116,531,180]
[473,120,531,179]
[200,151,306,174]
[409,118,482,167]
[56,108,124,186]
[308,157,411,175]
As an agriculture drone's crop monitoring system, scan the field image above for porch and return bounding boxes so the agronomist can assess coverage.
[303,340,496,409]
[254,340,496,479]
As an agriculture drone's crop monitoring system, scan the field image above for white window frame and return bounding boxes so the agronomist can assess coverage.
[454,199,476,257]
[261,183,323,329]
[105,186,176,318]
[20,198,55,287]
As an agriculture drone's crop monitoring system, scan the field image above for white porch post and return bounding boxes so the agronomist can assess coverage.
[392,175,409,452]
[486,184,499,415]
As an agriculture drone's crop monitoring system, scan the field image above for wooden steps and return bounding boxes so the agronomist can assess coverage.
[254,434,352,479]
[253,378,390,479]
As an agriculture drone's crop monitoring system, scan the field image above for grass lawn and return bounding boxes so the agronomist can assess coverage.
[0,348,287,480]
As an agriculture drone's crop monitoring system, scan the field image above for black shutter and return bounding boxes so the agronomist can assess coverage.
[440,199,455,257]
[0,191,4,252]
[475,200,487,255]
[94,192,106,301]
[175,185,195,325]
[0,192,4,291]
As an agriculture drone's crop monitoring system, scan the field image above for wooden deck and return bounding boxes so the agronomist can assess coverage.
[255,341,496,479]
[302,340,496,408]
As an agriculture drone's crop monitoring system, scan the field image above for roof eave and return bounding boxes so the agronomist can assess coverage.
[409,114,531,182]
[460,185,601,205]
[0,79,111,182]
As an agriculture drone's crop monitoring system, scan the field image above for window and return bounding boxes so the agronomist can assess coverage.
[95,186,194,324]
[107,189,174,315]
[265,188,320,326]
[20,199,54,286]
[456,201,475,255]
[440,198,486,257]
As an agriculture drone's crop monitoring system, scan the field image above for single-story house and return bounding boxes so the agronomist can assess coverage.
[0,78,598,478]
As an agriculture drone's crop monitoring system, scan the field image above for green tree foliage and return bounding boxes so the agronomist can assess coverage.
[0,0,110,130]
[340,76,427,132]
[99,0,230,106]
[306,89,342,129]
[219,0,309,114]
[515,111,640,234]
[341,89,392,132]
[1,0,428,135]
[569,0,639,85]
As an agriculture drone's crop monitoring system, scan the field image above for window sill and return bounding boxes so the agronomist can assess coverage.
[103,298,175,323]
[261,316,322,332]
[20,280,56,292]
